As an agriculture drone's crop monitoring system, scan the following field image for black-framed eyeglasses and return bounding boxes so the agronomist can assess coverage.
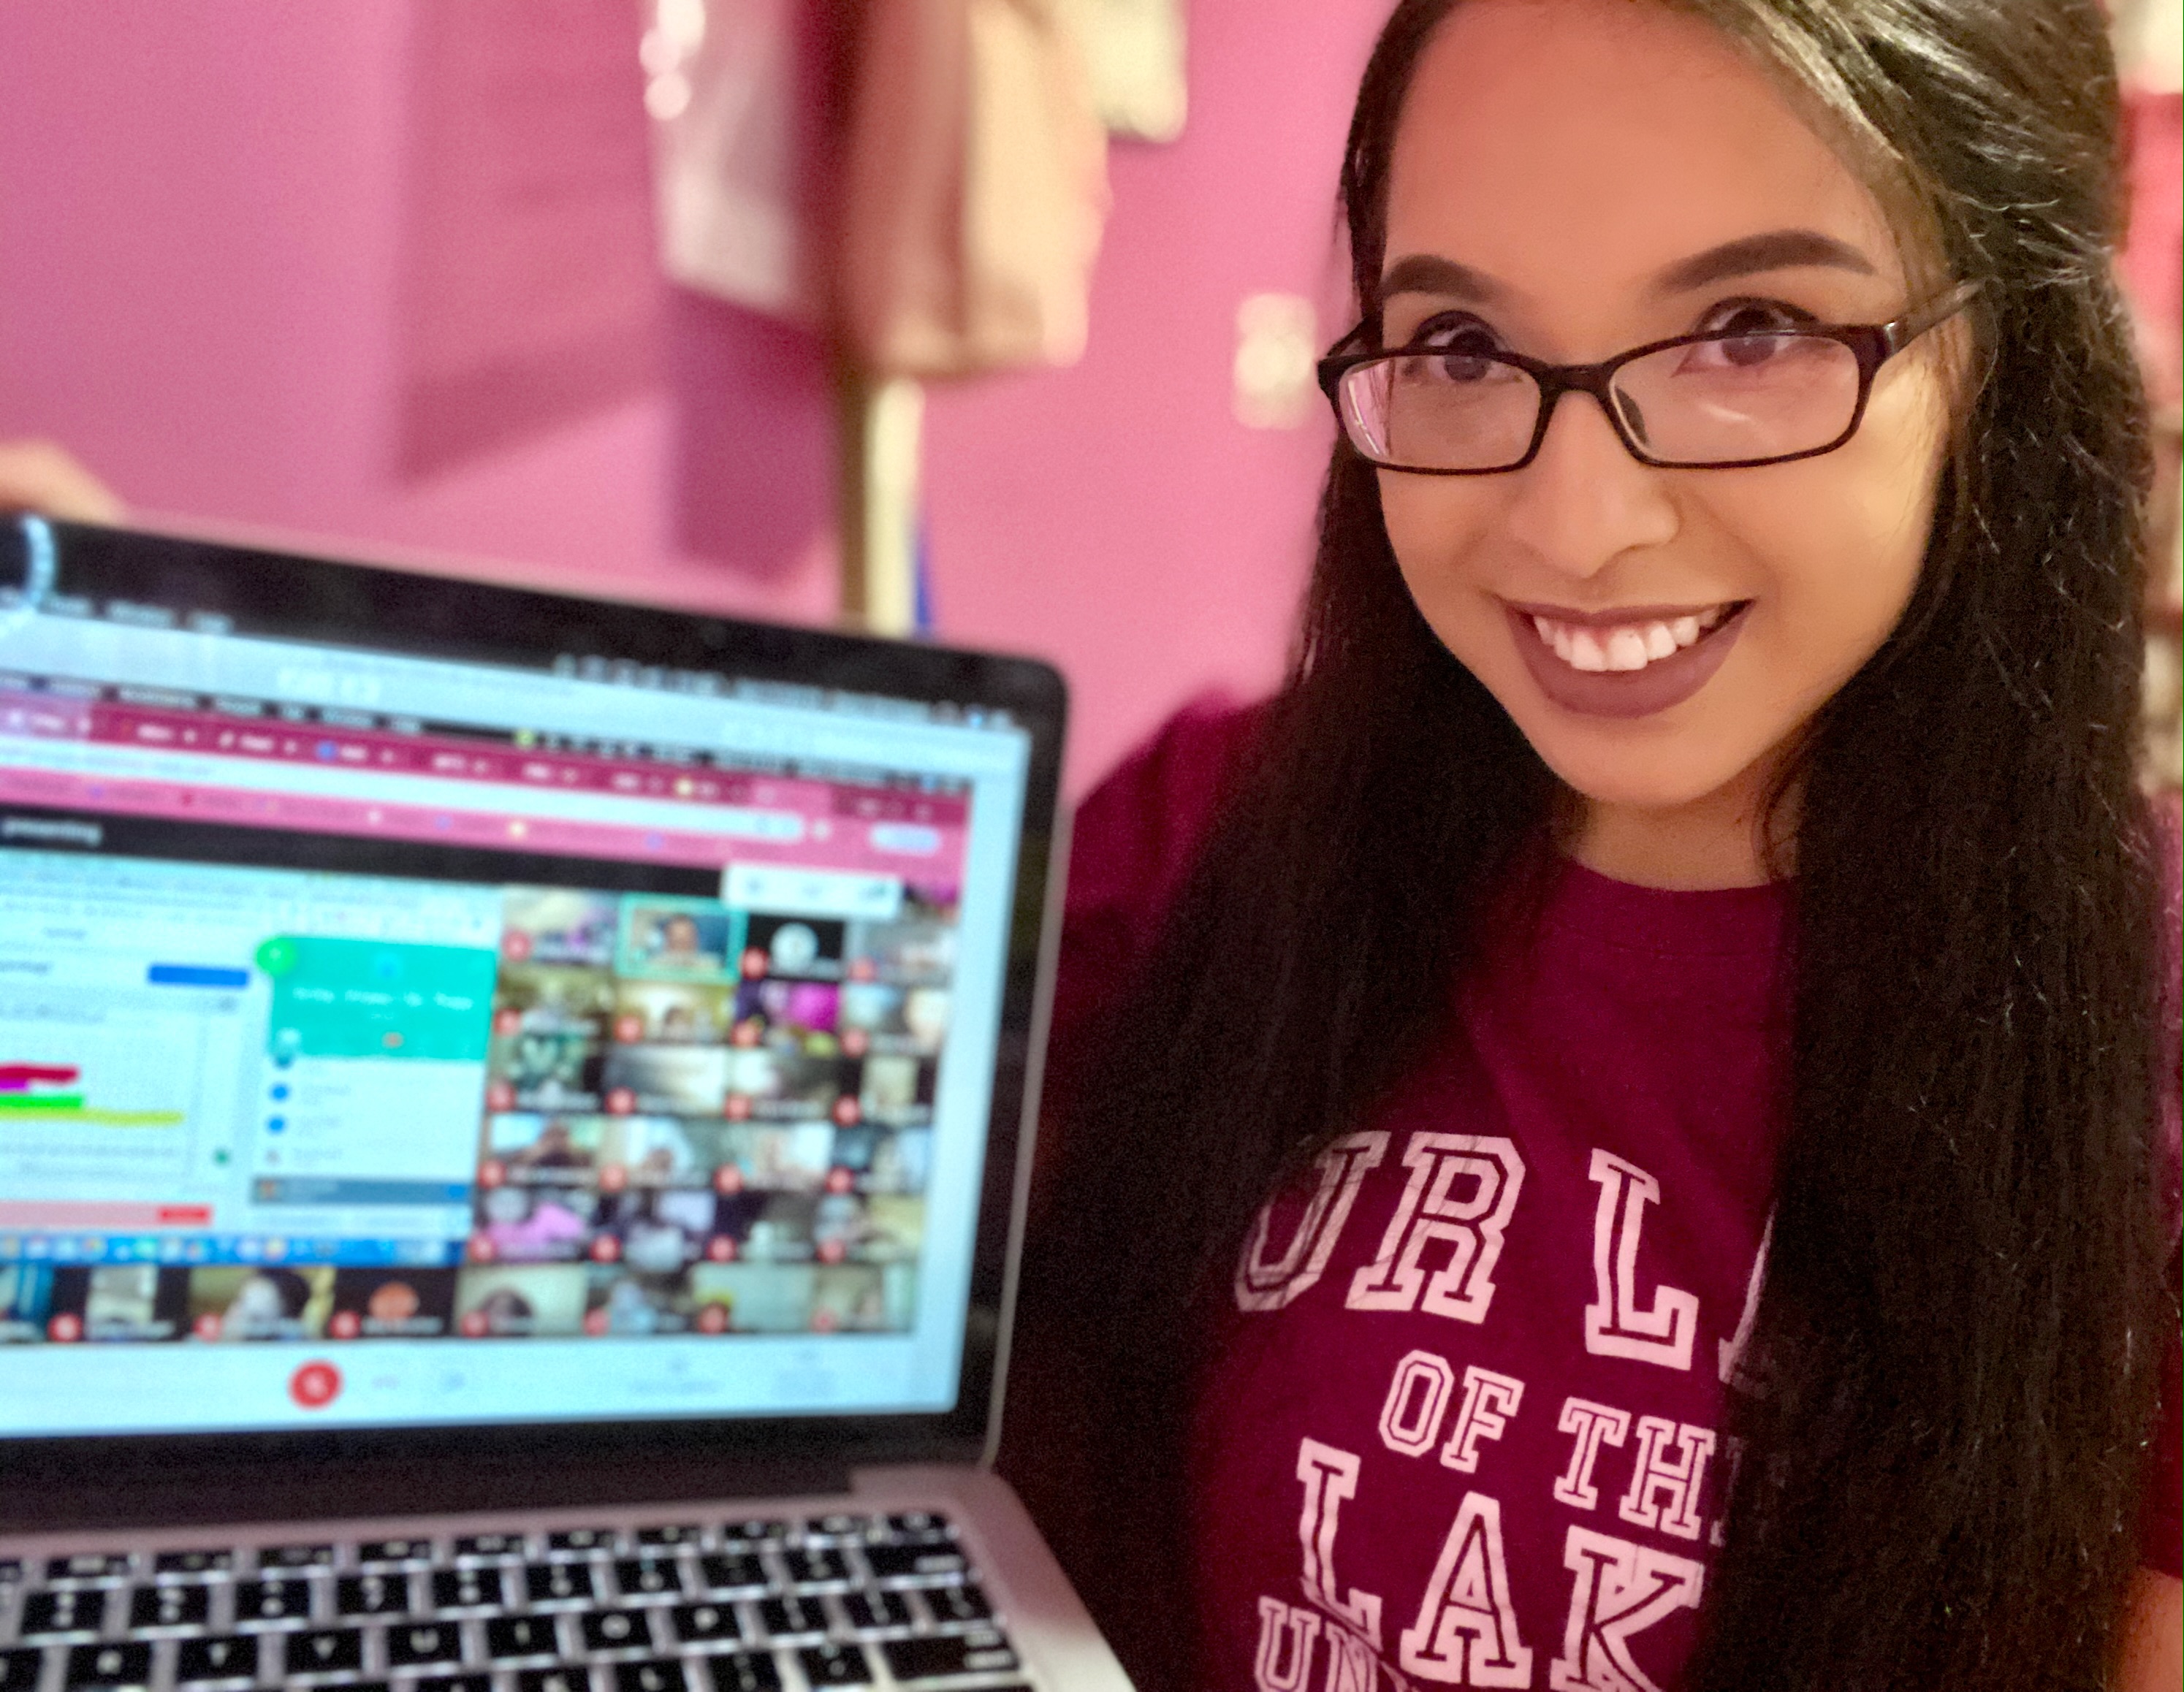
[1316,282,1978,474]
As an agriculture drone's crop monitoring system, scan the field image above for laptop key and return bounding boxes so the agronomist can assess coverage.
[484,1615,560,1660]
[384,1622,465,1669]
[128,1583,211,1629]
[577,1609,652,1653]
[881,1513,953,1542]
[174,1635,259,1683]
[233,1577,313,1624]
[753,1596,824,1642]
[152,1550,234,1576]
[0,1650,44,1692]
[666,1603,742,1647]
[47,1555,130,1582]
[356,1539,433,1566]
[545,1529,615,1555]
[285,1628,365,1675]
[429,1568,503,1611]
[260,1545,335,1569]
[64,1642,152,1689]
[0,1561,20,1585]
[415,1676,493,1692]
[22,1590,104,1636]
[860,1545,966,1581]
[695,1554,769,1595]
[880,1630,1019,1683]
[525,1563,596,1604]
[708,1657,783,1692]
[781,1549,848,1587]
[515,1670,590,1692]
[797,1644,872,1687]
[924,1583,992,1626]
[838,1589,911,1633]
[612,1560,680,1600]
[336,1574,409,1618]
[716,1520,789,1547]
[452,1534,525,1560]
[611,1660,685,1692]
[632,1527,701,1550]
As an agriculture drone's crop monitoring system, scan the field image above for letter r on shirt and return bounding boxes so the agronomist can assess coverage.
[1347,1134,1525,1323]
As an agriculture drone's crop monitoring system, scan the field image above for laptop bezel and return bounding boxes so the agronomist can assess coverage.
[0,520,1068,1529]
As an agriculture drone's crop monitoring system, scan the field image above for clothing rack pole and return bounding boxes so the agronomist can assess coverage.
[835,362,923,639]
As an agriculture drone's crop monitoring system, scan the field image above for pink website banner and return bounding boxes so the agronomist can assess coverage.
[0,698,970,885]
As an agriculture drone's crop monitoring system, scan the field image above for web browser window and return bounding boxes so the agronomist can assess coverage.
[0,579,1033,1437]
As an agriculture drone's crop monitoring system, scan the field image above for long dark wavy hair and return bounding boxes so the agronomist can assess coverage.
[1008,1,2171,1688]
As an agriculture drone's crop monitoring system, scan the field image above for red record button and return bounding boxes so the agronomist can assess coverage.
[289,1361,343,1409]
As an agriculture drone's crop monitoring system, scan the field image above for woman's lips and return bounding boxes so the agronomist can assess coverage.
[1504,599,1751,720]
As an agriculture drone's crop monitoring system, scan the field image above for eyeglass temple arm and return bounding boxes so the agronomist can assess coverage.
[1886,281,1981,352]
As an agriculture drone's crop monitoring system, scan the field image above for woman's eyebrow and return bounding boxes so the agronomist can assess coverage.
[1380,230,1874,308]
[1379,254,1501,304]
[1650,229,1876,294]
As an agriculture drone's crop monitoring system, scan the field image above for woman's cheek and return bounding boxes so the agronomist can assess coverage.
[1379,477,1503,660]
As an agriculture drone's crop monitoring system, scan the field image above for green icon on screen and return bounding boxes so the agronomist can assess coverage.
[261,937,497,1062]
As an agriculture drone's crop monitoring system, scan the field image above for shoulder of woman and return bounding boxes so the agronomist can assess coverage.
[1064,691,1268,932]
[1038,691,1268,1121]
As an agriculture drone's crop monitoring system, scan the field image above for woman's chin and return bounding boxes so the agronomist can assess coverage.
[1528,736,1780,822]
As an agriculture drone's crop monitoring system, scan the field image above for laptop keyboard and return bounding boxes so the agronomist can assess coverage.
[0,1513,1029,1692]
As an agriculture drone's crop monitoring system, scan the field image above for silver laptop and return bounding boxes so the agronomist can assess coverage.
[0,519,1126,1692]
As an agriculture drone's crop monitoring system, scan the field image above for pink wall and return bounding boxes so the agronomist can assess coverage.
[0,0,1391,796]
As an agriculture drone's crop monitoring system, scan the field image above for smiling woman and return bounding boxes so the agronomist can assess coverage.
[1000,2,2180,1689]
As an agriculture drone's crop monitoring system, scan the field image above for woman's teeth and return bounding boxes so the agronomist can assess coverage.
[1530,606,1727,674]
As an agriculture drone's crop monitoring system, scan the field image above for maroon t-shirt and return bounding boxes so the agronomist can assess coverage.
[1038,699,2182,1692]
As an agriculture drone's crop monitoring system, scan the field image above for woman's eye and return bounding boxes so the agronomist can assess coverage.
[1413,313,1502,356]
[1695,299,1811,338]
[1679,300,1819,372]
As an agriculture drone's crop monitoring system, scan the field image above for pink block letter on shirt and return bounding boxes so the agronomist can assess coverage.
[1582,1150,1698,1371]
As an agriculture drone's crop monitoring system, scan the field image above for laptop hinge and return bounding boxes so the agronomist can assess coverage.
[1,1452,856,1536]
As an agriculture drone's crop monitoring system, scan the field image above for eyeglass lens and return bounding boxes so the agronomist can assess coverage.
[1339,331,1865,470]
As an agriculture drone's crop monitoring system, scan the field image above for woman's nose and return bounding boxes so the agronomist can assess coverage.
[1499,386,1679,579]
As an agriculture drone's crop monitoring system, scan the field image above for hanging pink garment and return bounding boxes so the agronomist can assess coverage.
[837,0,1111,377]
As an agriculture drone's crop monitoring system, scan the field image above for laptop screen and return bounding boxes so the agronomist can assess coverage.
[0,520,1047,1441]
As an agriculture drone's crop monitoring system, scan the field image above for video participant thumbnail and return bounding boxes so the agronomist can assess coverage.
[721,1045,856,1123]
[617,898,739,982]
[837,983,951,1057]
[598,1115,701,1184]
[44,1265,190,1342]
[480,1113,606,1184]
[741,915,848,983]
[602,1044,729,1116]
[501,888,619,967]
[678,1263,916,1334]
[327,1268,457,1339]
[493,961,616,1033]
[858,1052,937,1126]
[593,1186,721,1274]
[827,1125,933,1195]
[0,1263,54,1342]
[844,916,957,986]
[613,980,730,1045]
[187,1266,334,1341]
[487,1025,604,1113]
[472,1184,604,1262]
[453,1265,587,1337]
[730,978,840,1048]
[582,1268,716,1336]
[812,1192,927,1265]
